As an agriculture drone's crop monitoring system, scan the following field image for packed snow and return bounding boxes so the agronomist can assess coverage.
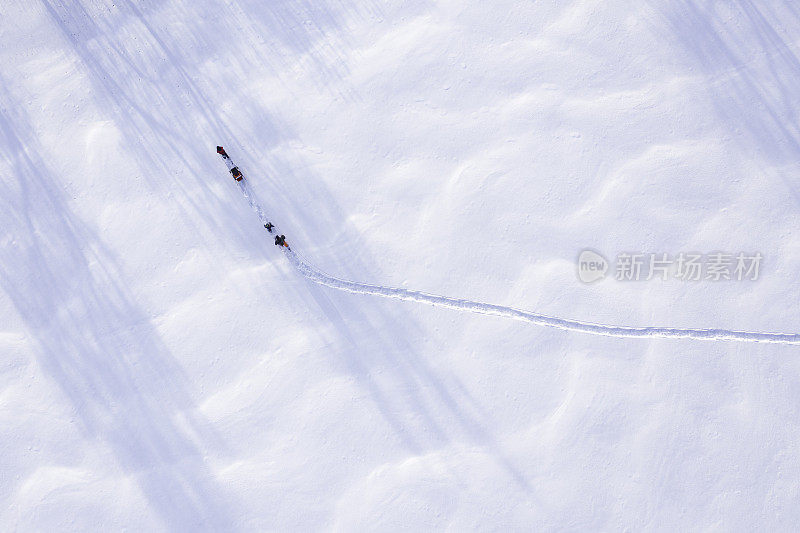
[2,0,800,530]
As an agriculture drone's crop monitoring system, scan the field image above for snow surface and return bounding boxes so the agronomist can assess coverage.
[3,0,800,530]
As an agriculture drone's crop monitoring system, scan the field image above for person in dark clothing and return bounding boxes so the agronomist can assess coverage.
[275,234,287,247]
[264,222,274,233]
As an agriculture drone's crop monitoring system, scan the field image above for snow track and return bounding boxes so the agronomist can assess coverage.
[284,249,800,345]
[237,177,800,345]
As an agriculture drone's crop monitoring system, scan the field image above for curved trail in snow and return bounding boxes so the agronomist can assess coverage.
[284,249,800,345]
[237,179,800,345]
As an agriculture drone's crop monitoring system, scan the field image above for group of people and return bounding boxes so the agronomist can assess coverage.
[216,147,289,248]
[265,223,288,248]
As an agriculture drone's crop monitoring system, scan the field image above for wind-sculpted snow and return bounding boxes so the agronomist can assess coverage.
[236,179,800,345]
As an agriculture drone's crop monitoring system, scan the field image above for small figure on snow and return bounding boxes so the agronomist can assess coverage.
[275,234,288,248]
[264,222,274,233]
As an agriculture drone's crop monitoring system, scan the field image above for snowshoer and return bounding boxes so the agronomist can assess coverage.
[264,222,274,233]
[275,234,288,247]
[216,146,242,180]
